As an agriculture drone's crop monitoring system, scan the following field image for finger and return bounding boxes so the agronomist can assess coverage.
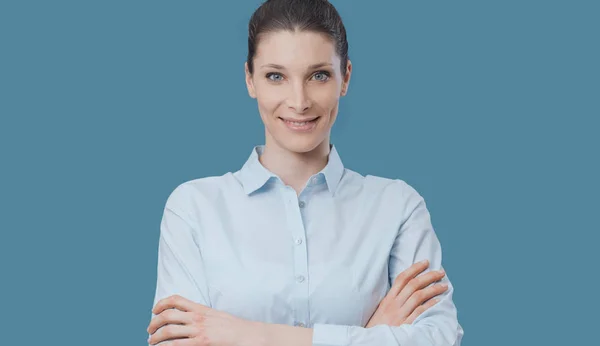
[152,295,196,315]
[395,269,446,305]
[389,260,430,297]
[161,339,195,346]
[147,309,191,335]
[148,324,196,345]
[404,298,440,325]
[402,282,448,316]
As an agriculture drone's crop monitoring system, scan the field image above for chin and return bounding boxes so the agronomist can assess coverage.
[277,136,325,154]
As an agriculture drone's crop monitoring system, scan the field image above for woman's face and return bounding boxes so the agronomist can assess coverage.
[245,30,352,154]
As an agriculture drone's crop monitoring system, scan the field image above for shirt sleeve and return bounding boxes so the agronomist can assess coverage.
[312,180,464,346]
[149,186,212,322]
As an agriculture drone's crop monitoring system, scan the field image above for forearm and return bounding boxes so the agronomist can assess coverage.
[256,322,313,346]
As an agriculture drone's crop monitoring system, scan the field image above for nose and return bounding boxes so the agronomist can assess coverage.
[286,82,311,113]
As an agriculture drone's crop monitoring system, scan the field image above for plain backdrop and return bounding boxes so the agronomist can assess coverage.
[1,1,598,345]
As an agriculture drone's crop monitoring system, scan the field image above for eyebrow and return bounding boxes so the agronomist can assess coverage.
[260,62,333,70]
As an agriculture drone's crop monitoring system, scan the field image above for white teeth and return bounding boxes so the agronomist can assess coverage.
[283,119,316,126]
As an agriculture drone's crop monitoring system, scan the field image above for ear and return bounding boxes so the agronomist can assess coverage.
[340,59,352,97]
[245,62,257,99]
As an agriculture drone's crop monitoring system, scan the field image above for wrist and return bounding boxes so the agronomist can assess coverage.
[246,320,270,346]
[260,322,313,346]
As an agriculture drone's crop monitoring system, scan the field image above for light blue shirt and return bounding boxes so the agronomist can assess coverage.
[150,145,464,345]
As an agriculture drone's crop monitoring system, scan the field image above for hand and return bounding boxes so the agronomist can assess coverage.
[365,260,448,328]
[147,294,265,346]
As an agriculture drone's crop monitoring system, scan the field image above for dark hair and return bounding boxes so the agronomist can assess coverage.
[247,0,349,76]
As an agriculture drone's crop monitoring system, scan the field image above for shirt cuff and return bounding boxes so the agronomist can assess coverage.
[312,323,350,346]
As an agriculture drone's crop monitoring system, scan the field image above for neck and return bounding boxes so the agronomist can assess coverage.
[259,136,330,194]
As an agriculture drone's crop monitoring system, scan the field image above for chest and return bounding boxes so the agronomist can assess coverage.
[196,187,401,326]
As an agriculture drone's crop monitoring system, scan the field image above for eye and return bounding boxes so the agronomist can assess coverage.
[312,71,331,82]
[266,72,284,82]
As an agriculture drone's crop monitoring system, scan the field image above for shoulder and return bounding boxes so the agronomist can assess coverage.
[343,170,426,216]
[163,173,238,212]
[343,168,423,202]
[363,174,430,229]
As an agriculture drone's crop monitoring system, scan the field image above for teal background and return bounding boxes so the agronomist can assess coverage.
[1,0,598,345]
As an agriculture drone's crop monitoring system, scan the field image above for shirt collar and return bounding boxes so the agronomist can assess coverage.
[238,144,345,196]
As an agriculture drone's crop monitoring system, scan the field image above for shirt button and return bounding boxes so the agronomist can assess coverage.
[296,275,305,283]
[311,177,319,185]
[298,201,306,208]
[295,322,306,327]
[295,238,303,245]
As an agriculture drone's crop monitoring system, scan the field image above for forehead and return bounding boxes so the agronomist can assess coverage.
[254,30,339,68]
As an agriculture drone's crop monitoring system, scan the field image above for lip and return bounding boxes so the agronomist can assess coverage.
[279,116,320,122]
[279,116,320,132]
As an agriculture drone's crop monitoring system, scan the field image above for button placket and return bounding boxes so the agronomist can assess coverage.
[285,188,310,327]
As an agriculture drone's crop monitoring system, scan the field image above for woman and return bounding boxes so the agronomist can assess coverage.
[147,0,463,345]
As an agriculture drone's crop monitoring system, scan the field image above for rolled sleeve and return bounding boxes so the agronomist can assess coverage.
[312,319,462,346]
[313,323,350,346]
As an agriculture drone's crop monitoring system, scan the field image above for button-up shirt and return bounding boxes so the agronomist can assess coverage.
[150,145,464,345]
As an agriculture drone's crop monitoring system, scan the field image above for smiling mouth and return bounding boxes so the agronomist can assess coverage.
[278,117,320,126]
[278,116,320,132]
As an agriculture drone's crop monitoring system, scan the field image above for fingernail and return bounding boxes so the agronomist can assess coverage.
[439,269,446,275]
[441,283,448,289]
[420,259,429,265]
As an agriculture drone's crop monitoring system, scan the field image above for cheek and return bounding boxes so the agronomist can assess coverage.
[256,88,284,116]
[312,86,341,114]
